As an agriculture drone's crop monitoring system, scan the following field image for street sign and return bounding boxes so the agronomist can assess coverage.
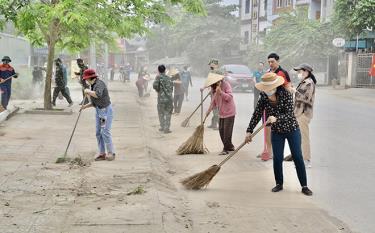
[332,38,346,47]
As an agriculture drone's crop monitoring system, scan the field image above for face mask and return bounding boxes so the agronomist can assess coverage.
[297,73,303,79]
[265,89,276,97]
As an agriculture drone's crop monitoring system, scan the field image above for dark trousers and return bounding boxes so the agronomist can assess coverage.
[219,116,235,151]
[210,108,219,128]
[173,94,184,113]
[271,128,307,187]
[0,85,11,109]
[53,86,72,104]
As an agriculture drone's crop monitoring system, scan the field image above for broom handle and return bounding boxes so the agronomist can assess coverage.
[63,95,87,157]
[1,73,18,82]
[200,91,203,124]
[186,92,210,120]
[218,124,266,167]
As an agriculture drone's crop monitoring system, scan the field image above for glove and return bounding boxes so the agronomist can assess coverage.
[245,132,252,143]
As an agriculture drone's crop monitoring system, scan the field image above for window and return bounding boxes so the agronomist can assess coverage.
[244,31,249,44]
[245,0,251,14]
[276,0,282,8]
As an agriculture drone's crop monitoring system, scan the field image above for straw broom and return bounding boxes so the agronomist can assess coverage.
[181,124,266,190]
[177,115,209,155]
[181,92,210,127]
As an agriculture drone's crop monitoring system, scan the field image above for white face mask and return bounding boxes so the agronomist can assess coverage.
[265,89,276,97]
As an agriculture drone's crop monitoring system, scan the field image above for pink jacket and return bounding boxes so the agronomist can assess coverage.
[208,80,236,118]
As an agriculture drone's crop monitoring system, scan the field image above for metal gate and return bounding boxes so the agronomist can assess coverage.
[354,53,375,88]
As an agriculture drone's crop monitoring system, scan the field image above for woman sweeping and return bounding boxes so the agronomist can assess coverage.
[245,72,313,196]
[205,73,236,155]
[81,69,116,161]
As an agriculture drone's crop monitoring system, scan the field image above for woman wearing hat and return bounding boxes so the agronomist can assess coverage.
[245,72,313,196]
[290,63,316,168]
[81,69,116,161]
[205,73,236,155]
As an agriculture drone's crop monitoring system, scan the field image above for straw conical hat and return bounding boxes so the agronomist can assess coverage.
[255,72,284,92]
[204,72,224,87]
[167,68,179,76]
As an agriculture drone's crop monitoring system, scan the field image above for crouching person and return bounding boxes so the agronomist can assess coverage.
[80,69,116,161]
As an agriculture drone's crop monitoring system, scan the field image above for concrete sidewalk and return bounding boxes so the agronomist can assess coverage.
[0,80,355,233]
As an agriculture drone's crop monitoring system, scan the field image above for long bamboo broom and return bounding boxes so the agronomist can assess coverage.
[181,92,210,127]
[181,124,266,190]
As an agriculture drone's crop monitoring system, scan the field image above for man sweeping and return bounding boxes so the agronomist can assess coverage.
[80,69,116,161]
[153,65,173,134]
[0,56,18,111]
[52,59,73,107]
[205,73,236,155]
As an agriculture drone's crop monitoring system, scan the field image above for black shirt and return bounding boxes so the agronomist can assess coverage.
[91,79,111,109]
[247,87,299,134]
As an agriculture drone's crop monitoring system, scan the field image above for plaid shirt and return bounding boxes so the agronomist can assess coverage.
[294,77,316,120]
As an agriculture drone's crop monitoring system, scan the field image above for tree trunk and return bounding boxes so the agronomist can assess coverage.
[44,42,56,110]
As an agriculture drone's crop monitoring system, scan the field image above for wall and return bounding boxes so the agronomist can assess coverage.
[0,33,31,66]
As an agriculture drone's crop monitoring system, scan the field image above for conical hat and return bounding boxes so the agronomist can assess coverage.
[204,72,224,87]
[167,68,179,76]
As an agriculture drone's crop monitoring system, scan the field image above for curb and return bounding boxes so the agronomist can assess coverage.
[0,106,20,124]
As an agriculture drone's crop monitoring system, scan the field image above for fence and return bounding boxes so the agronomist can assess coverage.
[353,53,375,88]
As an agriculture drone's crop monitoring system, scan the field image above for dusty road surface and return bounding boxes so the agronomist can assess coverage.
[0,77,358,233]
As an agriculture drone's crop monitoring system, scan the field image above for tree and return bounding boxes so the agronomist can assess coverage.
[247,7,339,68]
[334,0,375,37]
[147,0,240,74]
[0,0,205,109]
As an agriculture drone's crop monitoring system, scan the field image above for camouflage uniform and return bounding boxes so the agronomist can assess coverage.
[153,73,173,132]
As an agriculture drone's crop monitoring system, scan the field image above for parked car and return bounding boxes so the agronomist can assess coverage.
[221,64,254,92]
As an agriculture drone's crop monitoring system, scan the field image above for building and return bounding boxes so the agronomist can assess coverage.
[240,0,335,51]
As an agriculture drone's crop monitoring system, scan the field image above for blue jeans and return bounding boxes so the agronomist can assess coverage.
[271,128,307,187]
[95,104,115,154]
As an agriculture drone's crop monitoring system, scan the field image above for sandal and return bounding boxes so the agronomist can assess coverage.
[95,153,106,161]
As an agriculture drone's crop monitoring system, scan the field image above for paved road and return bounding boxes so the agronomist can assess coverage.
[186,78,375,233]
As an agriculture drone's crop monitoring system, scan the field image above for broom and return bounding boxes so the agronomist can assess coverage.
[181,92,210,127]
[56,96,87,163]
[181,124,266,190]
[177,114,209,155]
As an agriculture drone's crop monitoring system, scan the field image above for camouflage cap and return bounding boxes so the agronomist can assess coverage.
[208,59,219,65]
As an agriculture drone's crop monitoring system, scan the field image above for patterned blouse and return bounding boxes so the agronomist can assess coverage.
[246,87,299,134]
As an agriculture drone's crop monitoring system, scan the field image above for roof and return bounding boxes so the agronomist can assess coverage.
[152,56,189,66]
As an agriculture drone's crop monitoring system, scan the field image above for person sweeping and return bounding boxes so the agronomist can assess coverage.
[0,56,18,111]
[205,73,236,155]
[245,72,313,196]
[80,69,116,161]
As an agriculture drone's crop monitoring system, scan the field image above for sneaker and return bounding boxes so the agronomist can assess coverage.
[106,153,115,161]
[304,160,312,168]
[271,184,283,192]
[68,102,73,107]
[164,129,172,134]
[95,154,106,161]
[302,187,313,196]
[218,151,229,155]
[284,154,293,161]
[207,125,214,128]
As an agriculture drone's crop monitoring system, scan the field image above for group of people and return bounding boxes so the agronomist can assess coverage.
[151,65,193,134]
[151,53,316,196]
